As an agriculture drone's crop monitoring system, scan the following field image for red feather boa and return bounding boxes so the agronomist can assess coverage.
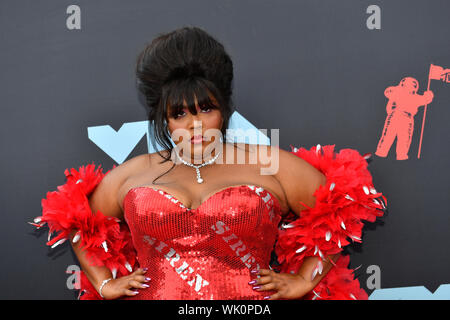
[274,144,387,299]
[31,145,386,300]
[31,163,137,299]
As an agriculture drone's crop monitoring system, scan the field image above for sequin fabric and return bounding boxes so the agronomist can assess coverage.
[121,185,282,300]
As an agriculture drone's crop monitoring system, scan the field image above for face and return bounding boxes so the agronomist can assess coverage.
[166,93,224,160]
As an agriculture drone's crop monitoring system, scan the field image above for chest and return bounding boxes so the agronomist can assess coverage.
[123,185,281,242]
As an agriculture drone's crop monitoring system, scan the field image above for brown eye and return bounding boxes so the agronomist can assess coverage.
[170,109,186,119]
[200,102,218,113]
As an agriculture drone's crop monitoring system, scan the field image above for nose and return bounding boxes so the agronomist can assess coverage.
[189,115,203,131]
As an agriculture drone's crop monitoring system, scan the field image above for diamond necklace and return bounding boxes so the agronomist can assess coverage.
[174,149,222,184]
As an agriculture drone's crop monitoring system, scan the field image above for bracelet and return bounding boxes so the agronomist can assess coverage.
[98,278,113,299]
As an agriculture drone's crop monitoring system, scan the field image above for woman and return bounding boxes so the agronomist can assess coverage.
[31,26,387,300]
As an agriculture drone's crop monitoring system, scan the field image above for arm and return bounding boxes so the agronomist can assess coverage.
[252,145,387,300]
[252,147,339,299]
[413,90,434,106]
[275,147,341,285]
[32,156,150,299]
[69,162,138,298]
[384,86,398,113]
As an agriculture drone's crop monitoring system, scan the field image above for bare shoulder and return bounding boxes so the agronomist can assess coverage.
[241,143,323,177]
[272,145,326,215]
[231,143,280,164]
[104,153,152,187]
[88,153,154,219]
[276,146,322,177]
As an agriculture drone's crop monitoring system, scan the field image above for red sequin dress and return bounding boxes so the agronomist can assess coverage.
[121,185,281,300]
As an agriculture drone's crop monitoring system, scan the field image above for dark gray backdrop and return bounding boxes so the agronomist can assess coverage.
[1,0,449,299]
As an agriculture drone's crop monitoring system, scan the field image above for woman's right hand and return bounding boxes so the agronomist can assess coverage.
[99,268,150,300]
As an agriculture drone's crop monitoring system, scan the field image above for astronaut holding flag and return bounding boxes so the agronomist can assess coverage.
[375,63,449,160]
[375,77,434,160]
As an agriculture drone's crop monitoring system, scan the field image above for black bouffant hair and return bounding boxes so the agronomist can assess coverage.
[135,26,234,169]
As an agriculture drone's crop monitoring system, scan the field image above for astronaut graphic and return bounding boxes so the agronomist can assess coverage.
[375,77,434,160]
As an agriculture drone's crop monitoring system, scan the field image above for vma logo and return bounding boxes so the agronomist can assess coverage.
[87,111,271,164]
[375,63,449,160]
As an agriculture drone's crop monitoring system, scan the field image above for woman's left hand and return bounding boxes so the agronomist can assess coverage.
[249,269,313,300]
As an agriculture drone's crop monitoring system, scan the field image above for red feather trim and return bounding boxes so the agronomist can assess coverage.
[30,163,137,300]
[274,144,387,299]
[303,255,368,300]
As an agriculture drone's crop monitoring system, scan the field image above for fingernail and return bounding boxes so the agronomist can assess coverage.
[250,269,259,274]
[133,291,139,295]
[145,277,151,282]
[263,295,271,300]
[252,286,261,290]
[142,284,149,288]
[143,268,148,272]
[248,280,257,285]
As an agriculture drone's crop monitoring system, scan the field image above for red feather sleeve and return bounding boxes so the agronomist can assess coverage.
[29,163,137,300]
[274,144,387,300]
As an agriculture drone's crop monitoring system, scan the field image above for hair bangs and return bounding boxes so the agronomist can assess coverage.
[166,78,222,118]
